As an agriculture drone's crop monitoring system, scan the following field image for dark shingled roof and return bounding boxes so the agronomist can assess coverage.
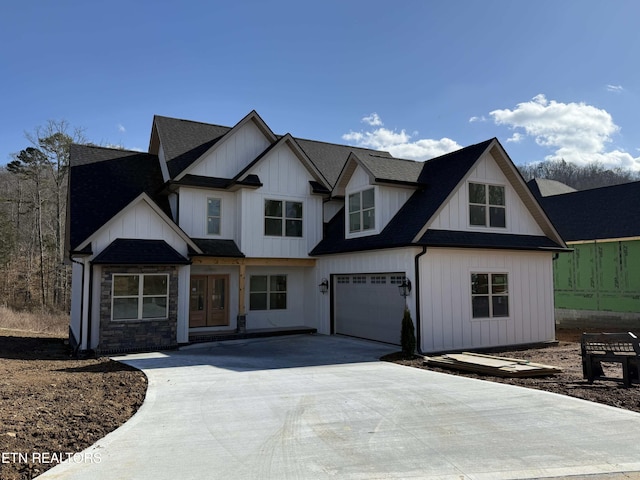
[68,145,170,251]
[190,239,244,257]
[92,239,190,264]
[419,230,566,251]
[537,180,640,241]
[356,152,425,185]
[154,116,231,178]
[311,139,495,255]
[152,116,394,187]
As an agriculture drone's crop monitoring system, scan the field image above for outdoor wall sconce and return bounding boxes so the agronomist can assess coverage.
[319,278,329,295]
[398,278,412,298]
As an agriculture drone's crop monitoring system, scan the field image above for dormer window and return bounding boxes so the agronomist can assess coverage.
[469,183,506,228]
[348,188,375,233]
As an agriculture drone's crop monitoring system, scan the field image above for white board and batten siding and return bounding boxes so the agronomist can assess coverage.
[245,266,307,330]
[188,120,271,179]
[239,143,323,258]
[344,166,413,238]
[419,248,555,353]
[92,200,190,257]
[429,152,545,236]
[178,187,237,239]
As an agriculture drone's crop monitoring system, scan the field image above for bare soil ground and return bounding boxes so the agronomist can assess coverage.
[2,327,640,480]
[383,327,640,413]
[0,329,147,480]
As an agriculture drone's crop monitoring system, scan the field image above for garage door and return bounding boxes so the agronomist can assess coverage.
[334,273,407,345]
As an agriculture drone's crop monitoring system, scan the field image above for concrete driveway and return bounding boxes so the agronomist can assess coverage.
[39,335,640,480]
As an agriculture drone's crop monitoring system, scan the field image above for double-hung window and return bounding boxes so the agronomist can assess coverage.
[112,274,169,320]
[471,273,509,318]
[469,183,506,228]
[207,197,221,235]
[264,200,303,237]
[348,188,375,233]
[249,275,287,310]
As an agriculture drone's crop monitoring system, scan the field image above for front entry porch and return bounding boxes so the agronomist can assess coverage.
[188,325,317,344]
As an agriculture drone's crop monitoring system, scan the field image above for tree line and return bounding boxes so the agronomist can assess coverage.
[0,123,638,313]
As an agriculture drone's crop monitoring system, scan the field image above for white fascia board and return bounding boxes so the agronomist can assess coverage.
[332,153,375,198]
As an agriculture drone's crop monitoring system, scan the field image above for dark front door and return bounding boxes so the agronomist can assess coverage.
[189,275,229,328]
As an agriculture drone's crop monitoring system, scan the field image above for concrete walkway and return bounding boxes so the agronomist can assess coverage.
[39,335,640,480]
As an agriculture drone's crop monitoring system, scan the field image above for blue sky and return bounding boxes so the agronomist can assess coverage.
[1,1,639,170]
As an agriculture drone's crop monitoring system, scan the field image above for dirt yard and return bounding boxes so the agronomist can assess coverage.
[384,327,640,413]
[2,328,640,479]
[0,329,147,480]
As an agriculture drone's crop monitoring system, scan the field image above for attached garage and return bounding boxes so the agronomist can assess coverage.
[333,273,407,345]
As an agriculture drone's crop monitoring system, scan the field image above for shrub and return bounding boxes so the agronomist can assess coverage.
[401,307,416,355]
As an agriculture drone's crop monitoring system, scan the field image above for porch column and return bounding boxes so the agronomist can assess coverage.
[237,262,247,332]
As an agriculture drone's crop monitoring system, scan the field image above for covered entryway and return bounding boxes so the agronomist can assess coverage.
[333,273,406,345]
[189,275,229,327]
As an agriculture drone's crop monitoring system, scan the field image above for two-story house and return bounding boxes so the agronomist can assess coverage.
[66,111,568,354]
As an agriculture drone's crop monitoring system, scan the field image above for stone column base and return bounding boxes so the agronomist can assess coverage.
[237,314,247,333]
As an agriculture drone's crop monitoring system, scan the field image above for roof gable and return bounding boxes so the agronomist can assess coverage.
[68,144,169,251]
[333,152,425,196]
[152,116,231,178]
[236,134,331,190]
[174,111,277,181]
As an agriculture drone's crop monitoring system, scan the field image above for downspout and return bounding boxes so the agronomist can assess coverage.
[87,262,94,356]
[414,246,427,355]
[69,256,85,357]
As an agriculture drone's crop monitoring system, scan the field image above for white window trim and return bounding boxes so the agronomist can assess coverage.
[206,196,222,236]
[467,181,507,230]
[469,270,510,320]
[111,273,170,321]
[249,274,288,311]
[264,199,304,238]
[345,186,380,238]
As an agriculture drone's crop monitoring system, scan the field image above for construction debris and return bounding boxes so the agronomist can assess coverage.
[424,352,562,377]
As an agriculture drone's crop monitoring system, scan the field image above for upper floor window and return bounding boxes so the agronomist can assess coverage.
[471,273,509,318]
[112,274,169,320]
[207,197,221,235]
[469,183,505,228]
[264,200,303,237]
[348,188,375,233]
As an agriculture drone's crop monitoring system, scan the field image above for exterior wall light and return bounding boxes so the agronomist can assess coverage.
[319,278,329,295]
[398,278,412,298]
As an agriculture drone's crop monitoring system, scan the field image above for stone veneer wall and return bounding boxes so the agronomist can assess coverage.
[98,265,179,353]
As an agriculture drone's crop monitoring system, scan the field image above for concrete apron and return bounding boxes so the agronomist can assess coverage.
[38,335,640,480]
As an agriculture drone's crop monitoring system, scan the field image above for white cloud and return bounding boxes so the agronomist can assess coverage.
[117,124,126,133]
[606,84,624,93]
[361,113,383,126]
[469,115,487,123]
[507,132,523,143]
[342,115,461,161]
[489,94,640,171]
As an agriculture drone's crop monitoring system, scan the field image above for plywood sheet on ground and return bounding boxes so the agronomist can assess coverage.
[424,352,562,377]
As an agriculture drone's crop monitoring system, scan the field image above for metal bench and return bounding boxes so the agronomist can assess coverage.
[581,332,640,387]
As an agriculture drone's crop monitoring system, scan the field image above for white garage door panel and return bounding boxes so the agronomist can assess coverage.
[335,274,406,345]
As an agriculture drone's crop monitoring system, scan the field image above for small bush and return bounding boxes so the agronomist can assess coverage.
[401,307,416,355]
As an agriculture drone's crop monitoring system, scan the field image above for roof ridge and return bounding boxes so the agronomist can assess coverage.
[293,135,393,155]
[153,114,232,131]
[72,143,151,155]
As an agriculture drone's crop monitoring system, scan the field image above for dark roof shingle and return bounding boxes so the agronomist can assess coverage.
[92,239,189,264]
[68,145,169,250]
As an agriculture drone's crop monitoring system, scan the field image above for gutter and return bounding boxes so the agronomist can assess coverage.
[414,246,427,355]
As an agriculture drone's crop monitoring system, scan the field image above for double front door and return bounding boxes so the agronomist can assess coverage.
[189,275,229,328]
